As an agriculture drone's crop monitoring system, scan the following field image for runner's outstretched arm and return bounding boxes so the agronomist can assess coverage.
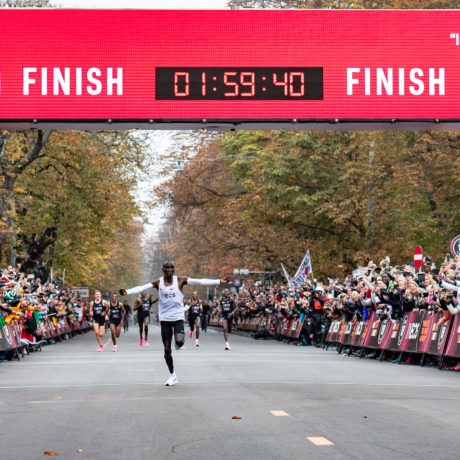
[121,283,154,296]
[185,278,227,286]
[119,280,160,296]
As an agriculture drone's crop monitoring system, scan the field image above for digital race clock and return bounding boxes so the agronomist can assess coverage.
[155,67,323,100]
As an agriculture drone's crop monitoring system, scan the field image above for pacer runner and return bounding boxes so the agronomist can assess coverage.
[188,291,202,347]
[108,293,125,352]
[218,289,236,350]
[120,261,226,386]
[89,290,109,352]
[134,292,156,346]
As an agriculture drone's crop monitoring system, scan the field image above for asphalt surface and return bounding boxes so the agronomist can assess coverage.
[1,324,460,460]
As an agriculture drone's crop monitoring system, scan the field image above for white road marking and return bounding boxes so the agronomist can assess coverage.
[270,410,289,416]
[307,437,334,446]
[1,381,459,390]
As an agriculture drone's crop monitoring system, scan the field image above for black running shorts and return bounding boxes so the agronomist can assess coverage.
[160,320,185,343]
[138,313,149,324]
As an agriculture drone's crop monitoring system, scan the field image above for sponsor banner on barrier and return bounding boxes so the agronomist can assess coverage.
[326,321,337,342]
[387,320,403,352]
[359,318,372,348]
[350,321,365,347]
[8,322,21,349]
[38,319,49,339]
[338,321,354,346]
[328,320,343,343]
[363,313,383,349]
[277,318,290,336]
[397,311,424,352]
[423,313,448,356]
[417,311,437,354]
[0,323,14,350]
[377,317,399,350]
[210,317,218,326]
[444,313,460,358]
[289,318,304,339]
[48,317,58,337]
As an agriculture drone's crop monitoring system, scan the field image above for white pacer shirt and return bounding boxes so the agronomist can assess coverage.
[158,276,185,322]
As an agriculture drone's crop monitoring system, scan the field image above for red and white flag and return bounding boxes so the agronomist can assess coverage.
[291,250,313,286]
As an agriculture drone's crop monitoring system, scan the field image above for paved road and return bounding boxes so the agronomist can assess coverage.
[1,325,459,460]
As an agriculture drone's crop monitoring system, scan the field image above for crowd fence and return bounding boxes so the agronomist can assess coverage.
[210,311,460,369]
[0,315,92,361]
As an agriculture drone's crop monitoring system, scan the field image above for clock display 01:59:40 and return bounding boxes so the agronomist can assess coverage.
[155,67,323,100]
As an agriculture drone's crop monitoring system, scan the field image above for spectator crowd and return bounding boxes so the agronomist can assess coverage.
[0,264,90,357]
[207,254,460,369]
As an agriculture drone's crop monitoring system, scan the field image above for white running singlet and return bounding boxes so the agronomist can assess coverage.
[158,276,185,322]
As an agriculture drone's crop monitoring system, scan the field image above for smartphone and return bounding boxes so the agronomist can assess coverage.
[418,273,426,283]
[446,254,451,261]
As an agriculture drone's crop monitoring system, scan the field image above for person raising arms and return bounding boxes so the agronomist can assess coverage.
[120,261,226,386]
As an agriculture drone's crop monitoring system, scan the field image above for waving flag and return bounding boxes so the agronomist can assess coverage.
[281,250,313,287]
[280,263,294,287]
[291,250,313,286]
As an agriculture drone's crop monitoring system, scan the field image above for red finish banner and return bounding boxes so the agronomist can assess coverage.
[0,10,458,123]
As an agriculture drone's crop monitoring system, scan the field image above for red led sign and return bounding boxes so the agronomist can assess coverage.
[0,9,459,127]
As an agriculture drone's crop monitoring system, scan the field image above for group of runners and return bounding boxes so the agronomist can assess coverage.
[88,261,235,386]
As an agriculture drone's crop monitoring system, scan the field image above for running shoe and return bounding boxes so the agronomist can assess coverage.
[165,375,179,386]
[139,338,143,346]
[189,331,193,338]
[112,345,118,352]
[98,345,104,352]
[225,344,231,350]
[454,365,460,372]
[195,339,199,347]
[144,339,150,347]
[174,342,181,350]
